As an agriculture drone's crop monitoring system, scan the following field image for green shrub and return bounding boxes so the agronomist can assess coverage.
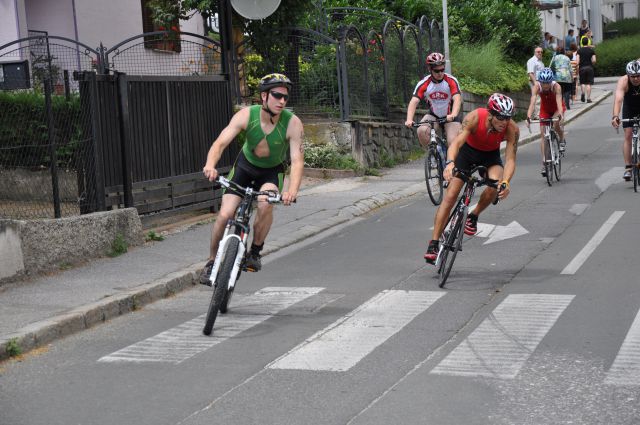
[6,338,21,357]
[604,18,640,37]
[107,234,128,257]
[451,40,529,96]
[593,34,640,77]
[448,0,541,63]
[303,142,361,171]
[0,91,83,169]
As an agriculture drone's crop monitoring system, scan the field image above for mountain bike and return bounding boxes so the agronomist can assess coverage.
[529,117,563,186]
[203,176,284,336]
[619,116,640,192]
[435,166,501,288]
[413,118,449,205]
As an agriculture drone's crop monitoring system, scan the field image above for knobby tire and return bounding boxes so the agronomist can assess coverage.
[439,208,467,288]
[425,149,443,205]
[203,238,240,336]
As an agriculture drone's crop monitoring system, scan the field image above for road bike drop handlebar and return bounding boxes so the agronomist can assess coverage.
[527,116,562,133]
[453,165,505,204]
[216,175,294,204]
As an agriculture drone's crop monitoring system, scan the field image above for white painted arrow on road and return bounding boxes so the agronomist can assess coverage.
[475,221,529,245]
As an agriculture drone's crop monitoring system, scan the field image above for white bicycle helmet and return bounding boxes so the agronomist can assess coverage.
[487,93,514,118]
[626,60,640,76]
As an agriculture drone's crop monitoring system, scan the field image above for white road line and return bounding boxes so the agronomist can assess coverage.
[268,290,444,372]
[561,211,625,275]
[569,203,589,216]
[605,309,640,386]
[430,294,574,379]
[596,167,626,192]
[98,287,324,364]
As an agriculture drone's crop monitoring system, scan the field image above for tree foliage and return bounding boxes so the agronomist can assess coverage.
[447,0,541,62]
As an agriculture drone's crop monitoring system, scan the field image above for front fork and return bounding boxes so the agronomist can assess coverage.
[209,221,249,289]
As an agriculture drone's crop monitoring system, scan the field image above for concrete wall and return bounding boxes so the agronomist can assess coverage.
[24,0,75,39]
[0,208,144,284]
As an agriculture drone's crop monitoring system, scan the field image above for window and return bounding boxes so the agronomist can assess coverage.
[141,0,181,53]
[616,3,624,21]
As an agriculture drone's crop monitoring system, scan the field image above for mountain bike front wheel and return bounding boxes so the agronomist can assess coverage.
[203,238,240,336]
[425,149,443,205]
[439,208,467,288]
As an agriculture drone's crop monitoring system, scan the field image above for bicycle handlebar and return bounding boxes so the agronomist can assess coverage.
[216,176,288,204]
[412,117,449,127]
[619,117,640,124]
[453,166,499,189]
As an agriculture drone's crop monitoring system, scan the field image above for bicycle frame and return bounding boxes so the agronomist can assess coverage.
[208,177,279,290]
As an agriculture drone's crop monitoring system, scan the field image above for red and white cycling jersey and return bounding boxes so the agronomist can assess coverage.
[412,73,461,118]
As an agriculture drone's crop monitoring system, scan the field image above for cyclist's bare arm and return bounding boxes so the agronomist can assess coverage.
[405,96,421,127]
[612,76,628,128]
[554,84,563,118]
[284,115,304,205]
[449,93,462,121]
[443,110,477,181]
[526,84,539,120]
[500,121,519,199]
[203,108,249,181]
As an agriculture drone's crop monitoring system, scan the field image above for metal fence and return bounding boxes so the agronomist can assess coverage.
[0,9,442,220]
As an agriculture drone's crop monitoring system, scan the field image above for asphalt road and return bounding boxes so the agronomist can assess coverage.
[2,86,639,425]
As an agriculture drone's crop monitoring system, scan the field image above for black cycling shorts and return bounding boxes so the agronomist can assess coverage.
[622,104,640,129]
[225,151,285,197]
[579,66,594,85]
[454,143,503,175]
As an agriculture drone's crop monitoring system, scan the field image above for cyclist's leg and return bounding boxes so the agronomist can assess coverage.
[553,111,564,142]
[251,164,285,247]
[539,107,552,169]
[469,152,503,218]
[443,120,462,148]
[417,113,435,147]
[431,177,464,241]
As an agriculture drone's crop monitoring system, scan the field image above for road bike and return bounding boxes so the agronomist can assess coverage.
[203,176,284,336]
[529,117,563,186]
[435,166,500,288]
[413,118,449,205]
[619,116,640,192]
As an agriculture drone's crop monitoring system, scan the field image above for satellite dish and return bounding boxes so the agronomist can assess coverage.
[230,0,281,20]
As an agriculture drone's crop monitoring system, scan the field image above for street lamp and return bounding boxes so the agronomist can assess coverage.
[443,0,451,73]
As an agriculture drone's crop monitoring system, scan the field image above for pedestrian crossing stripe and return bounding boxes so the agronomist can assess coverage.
[430,294,575,379]
[268,290,445,372]
[605,307,640,386]
[98,287,324,364]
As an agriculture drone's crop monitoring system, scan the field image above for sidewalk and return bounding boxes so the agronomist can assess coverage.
[0,86,611,361]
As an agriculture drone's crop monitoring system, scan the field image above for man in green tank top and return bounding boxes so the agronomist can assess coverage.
[199,74,304,283]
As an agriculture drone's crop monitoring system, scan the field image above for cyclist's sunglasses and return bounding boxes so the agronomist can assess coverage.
[492,114,511,121]
[431,68,445,73]
[270,91,289,101]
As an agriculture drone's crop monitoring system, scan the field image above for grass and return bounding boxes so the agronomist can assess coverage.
[6,338,21,357]
[145,230,165,242]
[107,234,128,257]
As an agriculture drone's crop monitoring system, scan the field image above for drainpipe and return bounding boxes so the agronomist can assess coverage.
[442,0,451,73]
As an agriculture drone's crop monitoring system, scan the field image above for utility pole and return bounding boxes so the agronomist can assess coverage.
[443,0,451,73]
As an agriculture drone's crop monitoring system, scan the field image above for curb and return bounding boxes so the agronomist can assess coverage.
[0,182,426,362]
[0,90,611,362]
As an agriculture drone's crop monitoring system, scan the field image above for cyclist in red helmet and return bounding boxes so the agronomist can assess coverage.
[200,73,304,282]
[424,93,520,264]
[405,52,463,151]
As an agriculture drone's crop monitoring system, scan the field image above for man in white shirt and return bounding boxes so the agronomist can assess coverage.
[527,46,545,87]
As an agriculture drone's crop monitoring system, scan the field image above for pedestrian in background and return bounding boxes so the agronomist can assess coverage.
[578,20,589,41]
[576,37,596,103]
[564,29,576,53]
[569,43,579,103]
[551,46,573,109]
[548,36,558,52]
[543,32,551,49]
[527,46,545,87]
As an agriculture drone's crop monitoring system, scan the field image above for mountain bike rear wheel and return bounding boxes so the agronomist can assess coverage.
[203,238,239,336]
[439,208,467,288]
[425,149,443,205]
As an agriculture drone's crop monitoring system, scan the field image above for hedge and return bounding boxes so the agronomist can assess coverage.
[593,34,640,77]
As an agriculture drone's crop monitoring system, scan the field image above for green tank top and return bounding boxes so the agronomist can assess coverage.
[242,105,293,168]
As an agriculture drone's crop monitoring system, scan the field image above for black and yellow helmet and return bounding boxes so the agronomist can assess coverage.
[258,73,292,92]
